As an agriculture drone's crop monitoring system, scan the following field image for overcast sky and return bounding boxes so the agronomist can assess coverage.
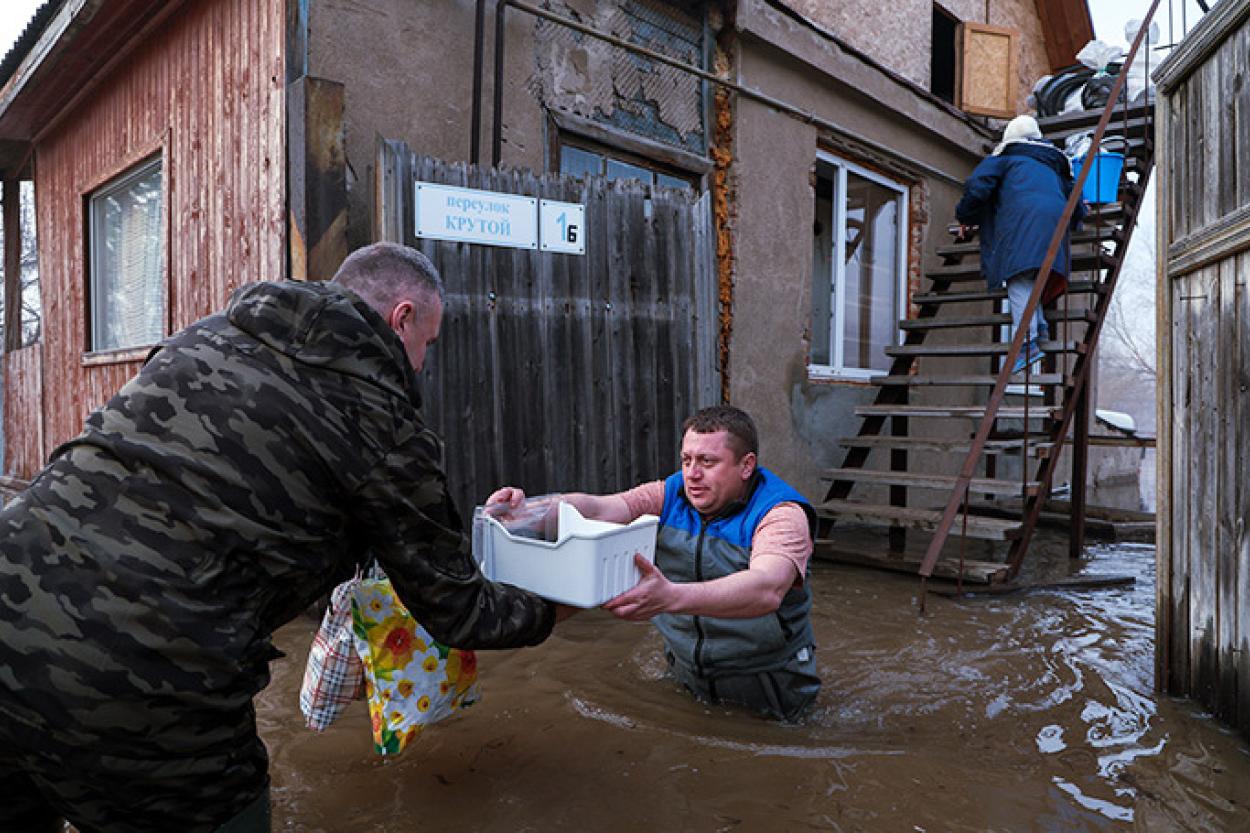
[0,0,41,60]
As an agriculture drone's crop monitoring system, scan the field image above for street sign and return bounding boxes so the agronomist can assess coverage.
[415,182,537,249]
[539,199,586,255]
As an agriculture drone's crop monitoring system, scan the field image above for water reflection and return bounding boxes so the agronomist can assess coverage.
[259,537,1250,832]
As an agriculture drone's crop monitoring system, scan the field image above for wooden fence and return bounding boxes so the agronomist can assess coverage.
[375,142,718,516]
[1155,0,1250,737]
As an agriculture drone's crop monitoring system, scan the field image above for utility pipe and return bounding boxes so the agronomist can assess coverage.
[470,0,486,163]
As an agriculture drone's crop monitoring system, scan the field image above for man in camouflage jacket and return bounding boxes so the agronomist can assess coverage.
[0,243,557,833]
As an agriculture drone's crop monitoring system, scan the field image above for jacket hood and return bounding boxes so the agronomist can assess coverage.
[224,280,421,406]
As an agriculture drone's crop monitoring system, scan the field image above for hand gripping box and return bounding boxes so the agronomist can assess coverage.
[472,502,659,607]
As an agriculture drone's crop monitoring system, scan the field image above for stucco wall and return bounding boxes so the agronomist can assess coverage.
[728,22,988,502]
[308,0,548,248]
[309,0,713,250]
[309,0,1002,504]
[780,0,1058,115]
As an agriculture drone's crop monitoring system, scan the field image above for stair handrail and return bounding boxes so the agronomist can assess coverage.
[918,0,1163,581]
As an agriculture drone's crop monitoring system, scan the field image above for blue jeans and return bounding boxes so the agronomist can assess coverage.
[1006,272,1049,342]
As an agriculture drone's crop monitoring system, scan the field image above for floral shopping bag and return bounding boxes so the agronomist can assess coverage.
[350,573,481,755]
[299,574,365,731]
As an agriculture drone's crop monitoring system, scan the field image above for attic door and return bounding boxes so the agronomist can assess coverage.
[960,22,1018,118]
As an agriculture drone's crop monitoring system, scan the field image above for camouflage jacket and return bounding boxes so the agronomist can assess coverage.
[0,280,554,748]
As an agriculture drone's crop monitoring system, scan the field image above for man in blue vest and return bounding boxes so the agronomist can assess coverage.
[490,405,820,721]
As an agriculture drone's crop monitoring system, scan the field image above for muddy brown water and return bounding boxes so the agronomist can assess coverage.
[258,537,1250,832]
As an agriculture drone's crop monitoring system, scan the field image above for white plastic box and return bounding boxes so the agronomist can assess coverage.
[472,502,659,607]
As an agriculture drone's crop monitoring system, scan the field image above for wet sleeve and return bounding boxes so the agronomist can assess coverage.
[955,159,1001,225]
[350,427,555,651]
[749,502,814,587]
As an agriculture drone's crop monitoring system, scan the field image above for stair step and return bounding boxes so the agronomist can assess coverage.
[927,251,1116,283]
[1047,120,1155,148]
[817,500,1022,540]
[836,435,1056,457]
[913,280,1103,306]
[900,309,1095,331]
[813,545,1011,584]
[855,404,1062,420]
[871,373,1071,387]
[938,229,1124,259]
[1036,103,1153,137]
[821,467,1041,496]
[885,340,1082,357]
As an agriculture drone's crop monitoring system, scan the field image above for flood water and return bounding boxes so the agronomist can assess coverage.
[258,536,1250,832]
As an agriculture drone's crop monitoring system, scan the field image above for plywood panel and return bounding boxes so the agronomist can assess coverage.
[30,0,285,452]
[959,23,1018,119]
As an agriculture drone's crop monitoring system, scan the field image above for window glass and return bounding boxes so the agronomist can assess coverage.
[558,139,696,192]
[560,145,603,180]
[810,175,834,366]
[605,158,655,186]
[841,173,900,372]
[656,172,693,192]
[89,158,165,352]
[809,156,906,376]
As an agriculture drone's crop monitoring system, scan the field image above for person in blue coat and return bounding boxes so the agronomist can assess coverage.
[955,115,1087,373]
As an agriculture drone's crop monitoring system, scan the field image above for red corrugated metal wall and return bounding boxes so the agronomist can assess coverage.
[15,0,285,473]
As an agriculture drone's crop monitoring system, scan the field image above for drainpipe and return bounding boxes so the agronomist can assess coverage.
[470,0,486,164]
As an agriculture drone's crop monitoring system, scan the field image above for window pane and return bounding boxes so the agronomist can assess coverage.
[810,170,835,366]
[841,172,900,372]
[560,145,603,180]
[91,161,165,351]
[605,158,655,186]
[656,172,692,192]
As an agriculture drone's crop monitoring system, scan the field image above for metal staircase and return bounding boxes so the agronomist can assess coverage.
[815,12,1160,586]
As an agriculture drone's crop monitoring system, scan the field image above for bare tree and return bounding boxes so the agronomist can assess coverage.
[0,182,41,348]
[1103,288,1157,382]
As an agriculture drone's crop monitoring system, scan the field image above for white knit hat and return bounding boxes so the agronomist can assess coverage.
[993,115,1043,155]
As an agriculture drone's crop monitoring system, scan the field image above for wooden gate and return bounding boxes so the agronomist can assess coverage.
[375,142,718,516]
[1155,1,1250,738]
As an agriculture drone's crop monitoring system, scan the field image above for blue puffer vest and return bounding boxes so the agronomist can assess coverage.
[653,467,817,678]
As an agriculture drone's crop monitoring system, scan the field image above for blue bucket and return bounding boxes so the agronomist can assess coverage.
[1077,152,1124,204]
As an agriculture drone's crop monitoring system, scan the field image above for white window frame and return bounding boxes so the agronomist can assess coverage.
[87,155,166,354]
[808,150,909,381]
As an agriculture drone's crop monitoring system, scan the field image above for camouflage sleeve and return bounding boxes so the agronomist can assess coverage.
[350,425,556,650]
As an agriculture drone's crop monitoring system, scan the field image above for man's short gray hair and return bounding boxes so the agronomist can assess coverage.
[332,242,444,316]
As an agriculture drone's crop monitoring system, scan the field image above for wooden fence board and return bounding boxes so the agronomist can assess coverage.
[380,149,717,515]
[1192,265,1217,705]
[1217,256,1239,722]
[1169,272,1191,693]
[1237,250,1250,735]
